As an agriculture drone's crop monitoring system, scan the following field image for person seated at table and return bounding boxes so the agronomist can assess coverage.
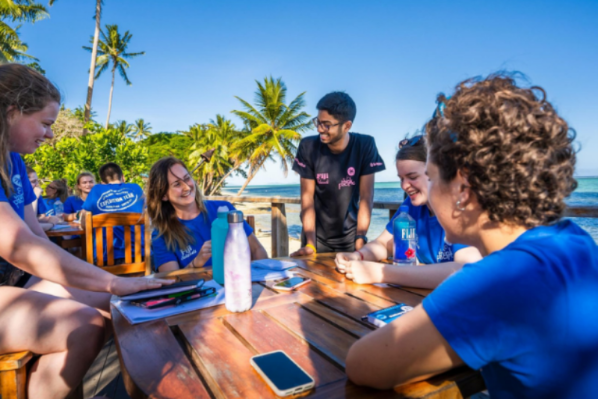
[0,63,170,399]
[335,135,481,288]
[44,178,69,214]
[63,171,95,222]
[82,162,144,263]
[26,165,62,229]
[146,157,268,273]
[345,74,598,398]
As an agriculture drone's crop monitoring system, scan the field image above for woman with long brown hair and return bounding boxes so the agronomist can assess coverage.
[345,74,598,398]
[147,157,268,273]
[0,64,170,398]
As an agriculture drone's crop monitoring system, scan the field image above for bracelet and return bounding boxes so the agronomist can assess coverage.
[356,250,364,261]
[305,244,317,254]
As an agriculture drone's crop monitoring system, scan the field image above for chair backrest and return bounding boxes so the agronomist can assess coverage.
[82,212,151,276]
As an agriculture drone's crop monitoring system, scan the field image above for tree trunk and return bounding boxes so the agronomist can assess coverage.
[209,164,241,196]
[83,0,101,133]
[105,66,115,128]
[236,159,265,196]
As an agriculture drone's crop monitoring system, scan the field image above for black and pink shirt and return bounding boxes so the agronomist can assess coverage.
[292,133,385,251]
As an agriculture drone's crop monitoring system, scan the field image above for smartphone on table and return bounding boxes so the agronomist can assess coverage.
[250,350,315,396]
[272,276,311,291]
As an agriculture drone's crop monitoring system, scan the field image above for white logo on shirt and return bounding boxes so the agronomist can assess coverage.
[437,240,455,262]
[97,188,138,212]
[180,245,197,260]
[11,174,24,206]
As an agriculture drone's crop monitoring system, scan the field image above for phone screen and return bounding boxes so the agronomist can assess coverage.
[274,277,308,288]
[252,351,313,390]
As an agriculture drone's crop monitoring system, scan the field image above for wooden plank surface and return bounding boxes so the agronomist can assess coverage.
[112,254,483,399]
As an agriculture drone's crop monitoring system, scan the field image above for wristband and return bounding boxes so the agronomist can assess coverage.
[356,250,364,261]
[305,244,317,254]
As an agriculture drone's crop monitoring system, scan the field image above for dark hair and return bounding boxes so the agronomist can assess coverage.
[396,135,427,163]
[146,157,206,252]
[316,92,356,122]
[426,73,577,228]
[0,64,60,196]
[48,179,69,202]
[26,165,36,175]
[99,162,123,183]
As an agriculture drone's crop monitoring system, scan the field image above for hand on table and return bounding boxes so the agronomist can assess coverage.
[109,276,174,297]
[335,252,361,273]
[47,215,63,224]
[290,245,315,257]
[342,260,385,285]
[192,240,212,268]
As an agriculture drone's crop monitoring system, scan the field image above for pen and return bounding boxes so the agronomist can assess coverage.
[142,287,217,309]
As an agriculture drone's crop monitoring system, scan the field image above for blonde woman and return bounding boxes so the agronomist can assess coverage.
[63,171,95,222]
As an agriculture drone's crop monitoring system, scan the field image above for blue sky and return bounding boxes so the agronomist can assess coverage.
[20,0,598,185]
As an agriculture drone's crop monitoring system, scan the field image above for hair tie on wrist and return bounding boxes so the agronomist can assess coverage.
[356,250,364,261]
[306,244,317,254]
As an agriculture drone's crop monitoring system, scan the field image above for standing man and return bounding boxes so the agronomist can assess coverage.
[82,162,145,262]
[291,92,385,256]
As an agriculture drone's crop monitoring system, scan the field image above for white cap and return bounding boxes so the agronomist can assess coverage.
[217,206,229,214]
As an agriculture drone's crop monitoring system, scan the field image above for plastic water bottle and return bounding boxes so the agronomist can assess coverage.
[53,198,64,217]
[211,206,229,285]
[393,205,417,265]
[224,210,252,312]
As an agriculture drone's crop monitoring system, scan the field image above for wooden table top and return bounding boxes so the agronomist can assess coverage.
[45,222,84,237]
[111,253,485,399]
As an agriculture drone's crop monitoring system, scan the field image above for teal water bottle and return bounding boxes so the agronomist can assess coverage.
[211,206,230,285]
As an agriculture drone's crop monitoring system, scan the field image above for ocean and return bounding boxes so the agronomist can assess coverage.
[221,178,598,242]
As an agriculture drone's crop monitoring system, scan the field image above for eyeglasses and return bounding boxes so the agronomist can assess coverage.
[312,117,341,131]
[399,135,424,149]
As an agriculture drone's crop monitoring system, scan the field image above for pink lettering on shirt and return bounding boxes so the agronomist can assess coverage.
[338,177,356,190]
[317,173,329,185]
[370,162,383,167]
[295,158,306,168]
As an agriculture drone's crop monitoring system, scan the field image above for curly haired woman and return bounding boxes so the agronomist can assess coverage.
[346,74,598,398]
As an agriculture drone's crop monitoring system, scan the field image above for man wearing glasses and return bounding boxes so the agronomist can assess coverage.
[291,92,385,256]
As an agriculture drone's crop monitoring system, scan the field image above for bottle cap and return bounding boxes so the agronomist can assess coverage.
[227,210,244,223]
[399,205,409,214]
[217,206,229,217]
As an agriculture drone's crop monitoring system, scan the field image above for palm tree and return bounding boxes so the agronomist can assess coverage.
[84,0,102,127]
[130,118,152,140]
[83,24,144,128]
[110,120,134,138]
[0,0,48,62]
[231,76,311,196]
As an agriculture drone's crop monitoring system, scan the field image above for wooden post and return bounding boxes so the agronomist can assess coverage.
[271,203,288,257]
[389,208,398,220]
[246,215,256,231]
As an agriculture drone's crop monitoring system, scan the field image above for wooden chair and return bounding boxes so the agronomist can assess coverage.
[0,351,32,399]
[82,212,151,276]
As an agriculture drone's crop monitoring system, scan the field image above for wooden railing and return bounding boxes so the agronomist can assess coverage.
[207,195,598,257]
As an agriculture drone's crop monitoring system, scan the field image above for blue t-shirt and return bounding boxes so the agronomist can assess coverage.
[386,197,466,264]
[0,153,36,220]
[423,220,598,398]
[83,183,145,260]
[36,195,54,216]
[64,195,84,214]
[152,200,253,271]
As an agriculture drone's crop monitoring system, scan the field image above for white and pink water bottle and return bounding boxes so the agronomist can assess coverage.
[224,210,252,312]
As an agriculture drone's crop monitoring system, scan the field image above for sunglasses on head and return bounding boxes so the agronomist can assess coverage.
[399,135,424,149]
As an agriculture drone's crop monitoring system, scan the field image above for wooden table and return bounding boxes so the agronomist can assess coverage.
[111,253,485,399]
[46,222,85,258]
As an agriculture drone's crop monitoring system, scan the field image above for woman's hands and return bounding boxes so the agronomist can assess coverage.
[109,276,174,297]
[192,240,212,268]
[336,259,386,285]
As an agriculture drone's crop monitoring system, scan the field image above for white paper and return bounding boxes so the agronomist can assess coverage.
[251,259,297,271]
[251,268,293,282]
[112,280,225,325]
[51,223,75,230]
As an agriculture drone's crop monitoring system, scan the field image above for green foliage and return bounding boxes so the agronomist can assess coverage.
[0,0,48,62]
[130,118,152,140]
[141,132,192,167]
[25,128,149,188]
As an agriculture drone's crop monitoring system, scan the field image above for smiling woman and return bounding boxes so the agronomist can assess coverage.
[146,156,268,273]
[0,64,171,398]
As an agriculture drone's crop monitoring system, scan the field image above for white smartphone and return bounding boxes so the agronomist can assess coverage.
[272,276,311,291]
[250,350,315,396]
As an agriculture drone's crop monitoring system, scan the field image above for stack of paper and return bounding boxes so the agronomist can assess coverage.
[112,280,225,325]
[251,259,297,271]
[251,268,293,282]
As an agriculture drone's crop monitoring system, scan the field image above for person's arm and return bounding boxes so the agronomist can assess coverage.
[248,234,268,260]
[290,178,317,257]
[346,305,463,389]
[335,229,392,267]
[189,240,212,268]
[157,260,180,273]
[24,204,48,239]
[454,246,482,264]
[0,202,170,295]
[355,173,375,250]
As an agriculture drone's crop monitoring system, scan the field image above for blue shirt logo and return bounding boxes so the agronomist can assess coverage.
[96,188,139,212]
